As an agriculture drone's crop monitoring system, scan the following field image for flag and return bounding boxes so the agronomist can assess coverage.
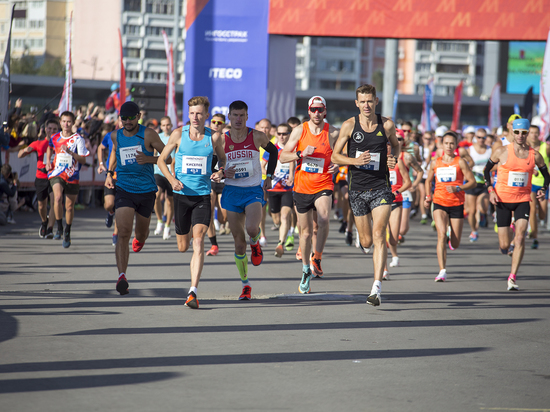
[162,30,178,127]
[420,78,434,132]
[430,108,440,131]
[539,27,550,139]
[514,103,520,115]
[451,81,463,131]
[0,5,15,125]
[488,83,501,131]
[58,12,73,114]
[392,89,398,121]
[118,29,126,112]
[523,86,534,121]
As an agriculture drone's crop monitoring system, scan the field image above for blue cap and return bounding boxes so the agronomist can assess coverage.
[512,118,530,130]
[111,82,119,92]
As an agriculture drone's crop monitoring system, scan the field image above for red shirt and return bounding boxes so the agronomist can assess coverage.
[28,139,50,179]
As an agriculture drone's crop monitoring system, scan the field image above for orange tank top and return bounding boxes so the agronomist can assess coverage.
[294,122,334,194]
[495,144,535,203]
[433,156,465,207]
[389,154,404,203]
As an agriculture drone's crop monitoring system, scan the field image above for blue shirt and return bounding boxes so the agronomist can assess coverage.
[174,126,213,196]
[101,132,113,169]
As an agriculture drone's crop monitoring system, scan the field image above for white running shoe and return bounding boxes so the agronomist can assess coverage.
[154,221,163,236]
[389,256,399,268]
[435,269,447,282]
[259,236,267,247]
[382,271,390,281]
[507,278,519,291]
[163,226,171,240]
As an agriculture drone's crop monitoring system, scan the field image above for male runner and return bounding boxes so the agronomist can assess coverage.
[157,96,226,308]
[153,116,175,240]
[527,125,549,249]
[105,101,169,295]
[257,118,275,247]
[221,100,278,300]
[45,111,90,248]
[484,118,550,291]
[331,84,399,306]
[18,118,59,238]
[280,96,340,293]
[97,122,118,245]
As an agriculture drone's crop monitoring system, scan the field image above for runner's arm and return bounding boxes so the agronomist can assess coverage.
[397,159,411,193]
[18,143,35,158]
[331,119,355,166]
[142,128,170,165]
[424,160,435,201]
[158,128,181,188]
[264,141,278,177]
[458,158,476,192]
[384,118,401,162]
[535,152,550,192]
[404,152,423,190]
[483,146,504,190]
[279,125,303,163]
[458,147,474,168]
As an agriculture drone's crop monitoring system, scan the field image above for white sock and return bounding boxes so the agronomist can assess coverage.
[119,272,125,278]
[371,280,382,295]
[189,286,197,295]
[287,228,294,237]
[422,214,428,219]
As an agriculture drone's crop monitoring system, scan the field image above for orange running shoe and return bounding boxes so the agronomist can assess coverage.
[185,291,199,309]
[274,242,284,258]
[206,245,219,256]
[239,285,252,300]
[296,247,302,260]
[250,242,263,266]
[311,258,323,278]
[132,238,144,253]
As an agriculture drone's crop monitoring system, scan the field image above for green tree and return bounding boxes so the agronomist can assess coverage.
[11,56,38,75]
[37,58,64,77]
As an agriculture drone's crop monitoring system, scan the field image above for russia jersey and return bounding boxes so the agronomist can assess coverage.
[263,143,293,192]
[48,132,89,183]
[224,128,262,187]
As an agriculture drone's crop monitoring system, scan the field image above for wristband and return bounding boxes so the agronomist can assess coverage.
[100,162,104,165]
[266,173,272,179]
[455,186,461,192]
[488,186,494,193]
[425,195,432,200]
[296,150,302,159]
[107,170,114,176]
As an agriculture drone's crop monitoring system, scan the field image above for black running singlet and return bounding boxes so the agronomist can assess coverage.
[347,114,390,191]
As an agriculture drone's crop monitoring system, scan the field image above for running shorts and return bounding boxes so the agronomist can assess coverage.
[496,202,530,227]
[115,187,156,218]
[155,174,173,196]
[221,185,266,214]
[433,203,464,219]
[268,191,293,214]
[465,183,487,197]
[293,190,333,214]
[174,193,211,235]
[49,176,79,196]
[35,177,51,201]
[349,187,394,217]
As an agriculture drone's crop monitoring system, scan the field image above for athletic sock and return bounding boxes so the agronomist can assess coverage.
[65,224,71,235]
[250,230,261,244]
[209,236,218,247]
[119,272,125,279]
[371,280,382,295]
[234,253,248,282]
[508,273,516,281]
[57,219,63,232]
[287,227,294,237]
[303,264,310,273]
[189,286,198,295]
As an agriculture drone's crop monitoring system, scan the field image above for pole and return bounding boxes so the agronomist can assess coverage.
[382,39,398,118]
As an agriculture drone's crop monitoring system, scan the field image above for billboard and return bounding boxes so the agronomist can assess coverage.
[507,41,546,95]
[184,0,269,124]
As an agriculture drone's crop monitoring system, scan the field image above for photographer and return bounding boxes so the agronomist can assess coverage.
[0,164,18,225]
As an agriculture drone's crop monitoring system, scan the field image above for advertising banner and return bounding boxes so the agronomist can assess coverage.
[184,0,269,124]
[507,41,546,95]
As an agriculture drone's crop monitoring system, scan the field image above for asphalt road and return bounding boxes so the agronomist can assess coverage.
[1,207,549,412]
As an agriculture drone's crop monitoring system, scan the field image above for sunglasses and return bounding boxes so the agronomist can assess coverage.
[211,120,224,126]
[309,107,325,113]
[277,132,290,136]
[121,115,137,121]
[513,130,528,136]
[397,138,404,141]
[402,129,412,133]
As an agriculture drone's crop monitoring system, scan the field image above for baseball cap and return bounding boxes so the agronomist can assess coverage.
[463,125,475,135]
[435,125,448,137]
[508,114,521,123]
[111,82,119,92]
[512,118,530,130]
[308,96,326,110]
[120,101,140,117]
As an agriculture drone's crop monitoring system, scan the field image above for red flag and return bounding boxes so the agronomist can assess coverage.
[118,29,126,112]
[58,12,73,113]
[451,80,463,131]
[162,30,178,127]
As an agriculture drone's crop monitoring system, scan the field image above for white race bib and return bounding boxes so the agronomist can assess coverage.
[232,160,254,179]
[402,190,413,202]
[182,156,207,175]
[120,145,141,166]
[436,166,457,183]
[507,171,528,187]
[275,161,290,176]
[301,156,325,173]
[55,153,72,168]
[389,170,397,186]
[356,151,380,171]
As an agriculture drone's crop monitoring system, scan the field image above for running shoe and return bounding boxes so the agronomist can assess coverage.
[345,230,353,246]
[366,292,381,306]
[398,235,404,244]
[339,221,347,233]
[409,208,417,218]
[508,244,515,257]
[431,220,436,231]
[39,223,47,238]
[389,256,399,268]
[239,285,252,300]
[105,212,114,228]
[45,227,54,239]
[163,226,171,240]
[206,245,219,256]
[250,242,263,266]
[469,232,478,242]
[154,221,163,236]
[448,240,455,251]
[116,275,129,295]
[531,239,539,249]
[383,271,390,281]
[112,234,118,246]
[479,213,487,228]
[285,234,294,251]
[435,271,447,282]
[274,242,284,258]
[132,237,145,253]
[259,236,267,247]
[296,247,302,260]
[299,268,312,294]
[420,214,428,225]
[507,277,519,291]
[53,229,62,240]
[62,231,71,248]
[311,258,323,278]
[185,291,199,309]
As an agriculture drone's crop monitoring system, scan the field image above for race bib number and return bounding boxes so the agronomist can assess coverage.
[301,156,325,173]
[436,166,457,183]
[182,156,207,175]
[55,153,72,168]
[356,151,380,171]
[120,145,141,166]
[275,161,290,176]
[507,171,528,187]
[402,190,413,202]
[389,170,397,186]
[232,160,254,179]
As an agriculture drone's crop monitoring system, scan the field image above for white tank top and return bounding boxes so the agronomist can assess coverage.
[469,145,492,184]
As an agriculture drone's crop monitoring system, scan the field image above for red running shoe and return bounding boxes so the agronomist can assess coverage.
[239,285,252,300]
[132,238,145,253]
[185,291,199,309]
[250,242,263,266]
[206,245,219,256]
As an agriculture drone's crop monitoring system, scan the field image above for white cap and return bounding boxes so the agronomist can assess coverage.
[435,125,448,137]
[308,96,326,110]
[463,125,476,135]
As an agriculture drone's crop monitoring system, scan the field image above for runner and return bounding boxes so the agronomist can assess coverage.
[17,118,59,238]
[153,116,175,240]
[45,111,90,248]
[331,84,399,306]
[484,118,550,290]
[257,118,276,247]
[261,123,295,257]
[459,127,491,242]
[527,125,549,249]
[97,122,119,246]
[424,131,476,282]
[280,96,339,292]
[157,97,226,308]
[221,100,278,300]
[105,101,169,295]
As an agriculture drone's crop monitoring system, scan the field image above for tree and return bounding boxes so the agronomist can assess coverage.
[37,58,64,77]
[11,55,38,75]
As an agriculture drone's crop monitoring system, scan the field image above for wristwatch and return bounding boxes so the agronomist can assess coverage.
[296,150,302,159]
[455,186,461,192]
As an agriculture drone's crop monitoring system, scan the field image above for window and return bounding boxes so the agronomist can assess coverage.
[417,41,432,51]
[32,1,44,8]
[436,42,469,53]
[125,48,141,58]
[436,64,469,74]
[145,26,172,36]
[29,20,44,29]
[416,63,431,72]
[124,25,140,35]
[124,0,141,12]
[318,59,354,73]
[14,18,26,29]
[319,80,355,90]
[146,0,174,15]
[145,71,166,81]
[145,49,166,59]
[126,70,140,80]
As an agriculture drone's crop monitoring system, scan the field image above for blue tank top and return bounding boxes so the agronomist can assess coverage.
[174,126,213,196]
[115,124,157,193]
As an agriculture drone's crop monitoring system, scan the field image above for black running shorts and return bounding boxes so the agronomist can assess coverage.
[293,190,333,214]
[155,174,173,196]
[268,190,293,214]
[496,201,530,227]
[115,188,156,218]
[433,203,464,219]
[35,177,51,201]
[174,193,211,235]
